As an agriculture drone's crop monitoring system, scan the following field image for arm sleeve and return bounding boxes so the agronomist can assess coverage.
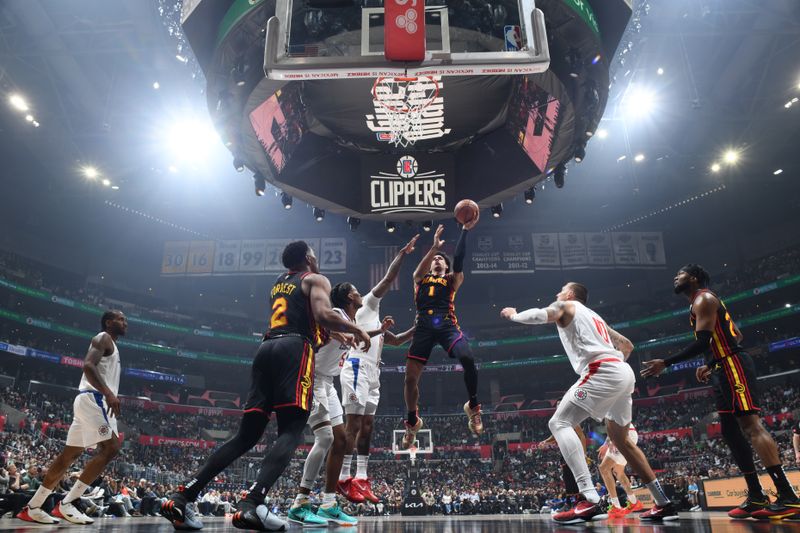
[664,330,713,366]
[510,308,548,325]
[453,229,468,273]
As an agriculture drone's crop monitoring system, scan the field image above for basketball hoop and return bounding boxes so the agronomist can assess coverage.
[371,76,439,147]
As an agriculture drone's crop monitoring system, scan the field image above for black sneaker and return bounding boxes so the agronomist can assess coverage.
[161,491,203,530]
[232,499,288,531]
[750,496,800,520]
[639,501,679,521]
[727,492,770,519]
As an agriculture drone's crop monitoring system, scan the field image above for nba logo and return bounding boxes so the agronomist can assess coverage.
[504,25,521,51]
[396,155,418,178]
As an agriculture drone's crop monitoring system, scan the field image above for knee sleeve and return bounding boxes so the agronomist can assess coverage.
[314,425,334,451]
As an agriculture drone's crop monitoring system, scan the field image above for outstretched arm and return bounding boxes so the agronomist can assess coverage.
[413,225,445,284]
[373,235,419,298]
[384,326,416,346]
[500,301,572,325]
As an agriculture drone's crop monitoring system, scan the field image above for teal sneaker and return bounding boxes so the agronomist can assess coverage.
[316,504,358,526]
[287,503,328,527]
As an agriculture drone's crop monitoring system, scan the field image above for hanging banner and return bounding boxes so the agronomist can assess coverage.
[558,232,588,269]
[638,232,666,265]
[585,233,614,267]
[611,232,640,266]
[469,233,534,274]
[161,242,191,275]
[532,233,561,269]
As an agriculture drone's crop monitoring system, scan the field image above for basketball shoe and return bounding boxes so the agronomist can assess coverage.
[336,477,364,504]
[607,504,628,518]
[639,502,679,521]
[160,490,204,530]
[316,503,358,526]
[17,506,59,524]
[287,502,328,527]
[52,499,94,524]
[463,402,483,435]
[628,499,644,512]
[727,491,770,519]
[553,499,608,524]
[232,499,287,531]
[351,478,379,503]
[750,496,800,520]
[402,418,423,449]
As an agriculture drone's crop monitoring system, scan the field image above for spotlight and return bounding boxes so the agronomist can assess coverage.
[592,54,601,65]
[347,216,360,231]
[253,172,266,196]
[773,169,783,175]
[385,221,396,233]
[596,128,608,139]
[167,118,220,162]
[723,150,739,164]
[422,220,432,232]
[280,192,293,209]
[233,62,247,86]
[711,163,721,173]
[657,67,664,75]
[25,114,33,122]
[623,86,656,119]
[102,179,111,187]
[153,81,160,90]
[634,153,645,162]
[233,158,245,172]
[313,207,325,222]
[491,203,503,218]
[524,187,535,204]
[554,163,567,188]
[9,94,29,112]
[574,144,586,163]
[83,166,99,179]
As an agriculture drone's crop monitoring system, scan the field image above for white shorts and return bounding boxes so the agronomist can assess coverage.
[66,391,118,449]
[564,359,635,426]
[606,428,639,466]
[340,357,380,416]
[308,374,343,427]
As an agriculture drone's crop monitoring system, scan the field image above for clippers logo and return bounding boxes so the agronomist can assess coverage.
[395,7,419,34]
[98,424,110,436]
[369,156,446,214]
[574,388,588,401]
[366,76,451,144]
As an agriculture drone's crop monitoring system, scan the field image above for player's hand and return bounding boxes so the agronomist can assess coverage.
[353,328,371,352]
[402,235,420,255]
[640,359,666,378]
[380,316,395,332]
[105,393,121,418]
[331,331,356,348]
[433,225,445,249]
[696,365,711,383]
[463,212,479,231]
[500,307,517,320]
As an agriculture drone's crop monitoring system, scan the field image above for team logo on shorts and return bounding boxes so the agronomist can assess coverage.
[574,388,588,401]
[349,393,359,403]
[98,424,110,436]
[300,375,312,390]
[734,383,746,394]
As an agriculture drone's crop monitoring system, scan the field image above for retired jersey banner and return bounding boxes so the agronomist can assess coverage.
[161,238,346,276]
[532,233,561,269]
[532,232,665,269]
[469,233,534,274]
[585,233,614,267]
[637,232,666,265]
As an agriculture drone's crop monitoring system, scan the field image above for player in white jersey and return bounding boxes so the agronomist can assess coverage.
[289,294,395,526]
[339,235,418,504]
[598,423,643,517]
[501,282,679,523]
[19,311,127,525]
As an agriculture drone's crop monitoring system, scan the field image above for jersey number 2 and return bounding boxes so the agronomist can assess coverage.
[271,297,288,329]
[592,317,611,345]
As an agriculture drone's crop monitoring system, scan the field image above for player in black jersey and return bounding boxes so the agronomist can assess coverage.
[641,264,800,520]
[161,241,370,531]
[403,223,481,449]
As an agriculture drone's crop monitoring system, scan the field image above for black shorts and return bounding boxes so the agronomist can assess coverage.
[710,352,761,416]
[407,320,467,365]
[243,335,315,416]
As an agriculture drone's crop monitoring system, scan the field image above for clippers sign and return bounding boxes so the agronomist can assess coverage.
[363,153,454,215]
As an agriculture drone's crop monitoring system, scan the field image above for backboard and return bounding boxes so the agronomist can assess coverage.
[392,428,434,464]
[264,0,549,80]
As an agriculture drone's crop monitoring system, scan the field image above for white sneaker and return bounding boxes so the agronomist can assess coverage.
[256,504,288,531]
[54,500,95,524]
[18,506,60,524]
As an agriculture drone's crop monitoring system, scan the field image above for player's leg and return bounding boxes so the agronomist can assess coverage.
[598,454,620,508]
[613,462,639,510]
[319,388,359,526]
[548,400,595,502]
[445,330,482,435]
[355,362,380,483]
[403,359,425,445]
[20,445,84,524]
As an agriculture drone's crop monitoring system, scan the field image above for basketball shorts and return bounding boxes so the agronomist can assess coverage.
[243,335,315,416]
[710,352,760,416]
[307,374,343,427]
[606,428,639,466]
[407,321,468,365]
[562,358,634,427]
[66,390,118,449]
[341,357,381,416]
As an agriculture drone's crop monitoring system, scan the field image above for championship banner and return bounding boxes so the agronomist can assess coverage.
[532,233,561,269]
[585,232,614,267]
[611,232,640,266]
[469,233,534,274]
[703,471,800,509]
[558,232,588,269]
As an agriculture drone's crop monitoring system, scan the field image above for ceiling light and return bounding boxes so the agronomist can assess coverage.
[634,153,645,162]
[9,94,29,112]
[102,179,111,187]
[657,67,664,75]
[723,150,739,164]
[111,185,120,190]
[554,163,567,188]
[491,204,503,218]
[83,166,99,179]
[25,114,33,122]
[422,220,432,232]
[168,165,178,173]
[313,207,325,222]
[574,144,586,163]
[32,120,40,127]
[233,158,245,172]
[711,163,721,172]
[347,216,360,231]
[524,187,535,204]
[617,155,626,162]
[153,81,160,90]
[592,54,601,65]
[280,192,293,209]
[622,86,656,119]
[253,172,266,196]
[597,129,608,139]
[166,118,220,163]
[773,169,783,175]
[385,221,396,233]
[176,54,188,63]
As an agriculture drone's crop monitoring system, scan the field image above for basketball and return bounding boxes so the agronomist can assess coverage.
[454,199,480,226]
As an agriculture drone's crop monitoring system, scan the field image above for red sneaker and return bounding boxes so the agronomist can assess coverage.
[608,505,628,518]
[727,493,770,519]
[352,478,379,503]
[628,500,644,512]
[337,477,365,504]
[749,497,800,520]
[553,500,608,524]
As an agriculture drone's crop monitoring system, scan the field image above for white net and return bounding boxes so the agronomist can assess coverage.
[371,76,439,147]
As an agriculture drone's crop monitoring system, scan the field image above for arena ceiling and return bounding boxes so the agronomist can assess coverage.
[0,0,799,246]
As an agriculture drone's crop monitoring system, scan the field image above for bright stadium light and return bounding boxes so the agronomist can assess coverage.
[622,86,656,119]
[634,153,645,162]
[596,128,608,139]
[9,94,29,112]
[773,169,783,175]
[102,179,111,187]
[83,166,99,179]
[723,149,739,164]
[657,67,664,75]
[711,163,721,173]
[165,118,220,162]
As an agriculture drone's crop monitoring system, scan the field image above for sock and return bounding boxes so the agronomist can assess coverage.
[583,488,601,504]
[766,464,797,499]
[291,493,309,509]
[743,471,766,497]
[356,455,369,479]
[63,480,90,504]
[27,486,53,509]
[628,493,637,504]
[321,492,337,508]
[610,497,621,509]
[645,479,670,506]
[340,455,352,481]
[407,410,418,426]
